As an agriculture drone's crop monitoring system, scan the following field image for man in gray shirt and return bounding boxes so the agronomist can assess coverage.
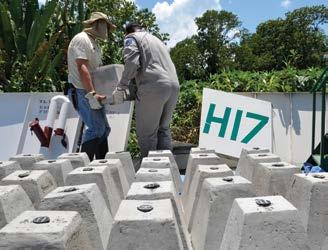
[113,23,180,158]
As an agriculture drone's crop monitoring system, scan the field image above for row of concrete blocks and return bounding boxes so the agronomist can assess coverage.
[181,147,328,250]
[0,150,187,249]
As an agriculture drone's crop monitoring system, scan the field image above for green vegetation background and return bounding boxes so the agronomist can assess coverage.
[0,0,327,156]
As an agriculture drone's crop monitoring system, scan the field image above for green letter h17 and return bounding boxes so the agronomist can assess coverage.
[203,103,231,138]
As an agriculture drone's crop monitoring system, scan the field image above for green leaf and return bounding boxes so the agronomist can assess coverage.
[0,3,17,54]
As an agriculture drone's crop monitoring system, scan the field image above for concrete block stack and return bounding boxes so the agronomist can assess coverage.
[58,152,90,169]
[0,161,21,180]
[106,151,135,185]
[135,167,173,182]
[9,154,45,170]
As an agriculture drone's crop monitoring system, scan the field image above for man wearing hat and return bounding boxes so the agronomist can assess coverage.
[112,22,180,158]
[67,12,116,161]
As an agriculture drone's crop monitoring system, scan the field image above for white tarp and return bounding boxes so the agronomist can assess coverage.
[199,88,272,158]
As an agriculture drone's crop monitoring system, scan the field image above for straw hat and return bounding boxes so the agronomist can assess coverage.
[83,12,116,31]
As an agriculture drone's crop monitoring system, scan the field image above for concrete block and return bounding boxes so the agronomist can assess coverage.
[1,170,57,207]
[108,199,184,250]
[141,156,182,194]
[58,152,90,169]
[190,147,215,154]
[183,153,221,199]
[0,185,34,229]
[0,161,21,180]
[235,147,270,178]
[135,168,173,182]
[0,210,91,250]
[89,159,129,197]
[106,151,135,185]
[39,183,112,250]
[239,152,281,182]
[148,150,183,193]
[184,164,234,231]
[33,159,73,186]
[252,161,301,197]
[65,166,122,216]
[220,196,309,250]
[286,173,328,250]
[8,154,45,170]
[126,181,192,250]
[191,176,254,250]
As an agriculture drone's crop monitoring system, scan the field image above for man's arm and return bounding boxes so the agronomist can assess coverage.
[76,58,106,102]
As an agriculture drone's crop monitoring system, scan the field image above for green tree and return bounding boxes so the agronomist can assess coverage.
[195,10,241,74]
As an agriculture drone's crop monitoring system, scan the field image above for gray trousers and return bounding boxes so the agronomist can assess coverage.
[136,81,180,158]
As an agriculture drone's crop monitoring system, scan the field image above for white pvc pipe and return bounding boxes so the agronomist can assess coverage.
[46,95,71,130]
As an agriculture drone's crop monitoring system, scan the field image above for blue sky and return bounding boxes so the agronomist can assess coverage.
[39,0,327,47]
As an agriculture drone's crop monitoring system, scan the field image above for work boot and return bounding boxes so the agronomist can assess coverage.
[81,138,100,161]
[96,138,108,159]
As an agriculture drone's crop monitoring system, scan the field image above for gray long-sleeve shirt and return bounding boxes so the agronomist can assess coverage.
[119,31,179,88]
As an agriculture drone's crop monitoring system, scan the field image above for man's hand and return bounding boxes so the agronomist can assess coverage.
[85,91,104,110]
[112,87,127,105]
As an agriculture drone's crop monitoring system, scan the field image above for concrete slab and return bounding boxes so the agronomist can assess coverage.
[0,185,34,229]
[183,153,221,200]
[135,168,173,182]
[89,159,129,197]
[235,147,270,178]
[148,150,183,193]
[252,161,301,196]
[106,151,135,185]
[33,159,73,186]
[126,181,192,250]
[190,147,215,154]
[141,156,181,194]
[1,170,57,207]
[65,166,122,216]
[191,176,254,250]
[220,196,309,250]
[0,161,21,180]
[39,183,112,250]
[0,210,91,250]
[286,173,328,250]
[8,154,45,170]
[108,199,184,250]
[58,152,90,169]
[184,164,234,231]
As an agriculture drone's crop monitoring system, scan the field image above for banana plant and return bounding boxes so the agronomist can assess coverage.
[0,0,64,91]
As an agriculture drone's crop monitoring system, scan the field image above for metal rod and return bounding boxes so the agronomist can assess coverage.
[320,85,326,168]
[312,91,316,154]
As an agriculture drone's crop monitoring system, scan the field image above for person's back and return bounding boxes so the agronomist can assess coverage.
[127,31,179,85]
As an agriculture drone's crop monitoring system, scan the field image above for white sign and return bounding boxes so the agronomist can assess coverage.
[199,88,272,158]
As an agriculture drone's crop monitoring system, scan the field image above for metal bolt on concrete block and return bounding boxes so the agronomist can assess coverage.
[286,173,328,250]
[58,152,90,169]
[106,151,135,185]
[0,185,34,229]
[191,176,254,250]
[9,154,45,170]
[135,167,173,182]
[190,147,216,154]
[183,153,221,199]
[33,159,73,186]
[252,162,301,197]
[108,199,184,250]
[65,165,123,216]
[141,156,182,194]
[235,147,270,179]
[0,210,91,249]
[1,170,57,208]
[0,161,21,180]
[220,196,309,250]
[126,181,192,249]
[89,158,130,198]
[39,183,112,250]
[183,164,234,232]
